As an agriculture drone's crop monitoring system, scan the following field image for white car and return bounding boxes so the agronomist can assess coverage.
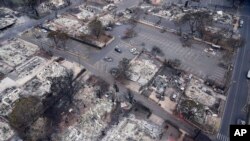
[130,48,137,53]
[103,57,113,62]
[247,70,250,79]
[239,19,244,28]
[237,119,246,125]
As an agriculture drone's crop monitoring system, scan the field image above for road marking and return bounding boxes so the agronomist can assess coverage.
[183,51,193,59]
[217,133,229,141]
[228,16,249,125]
[242,104,248,113]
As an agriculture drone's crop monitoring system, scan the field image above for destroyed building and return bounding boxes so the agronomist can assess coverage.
[185,77,218,107]
[102,114,163,141]
[36,0,69,16]
[0,88,21,116]
[99,14,115,27]
[0,7,17,30]
[13,56,47,79]
[126,58,159,86]
[0,61,69,116]
[52,83,115,141]
[42,3,114,48]
[177,76,222,132]
[0,39,39,67]
[148,3,235,26]
[0,118,15,141]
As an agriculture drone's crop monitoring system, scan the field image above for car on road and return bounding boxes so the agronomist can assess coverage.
[114,47,122,53]
[237,119,246,125]
[239,19,244,28]
[103,57,113,62]
[247,70,250,79]
[130,48,137,53]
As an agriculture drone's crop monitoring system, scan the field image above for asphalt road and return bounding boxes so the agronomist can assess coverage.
[20,28,198,137]
[2,0,249,140]
[36,41,197,137]
[216,3,250,141]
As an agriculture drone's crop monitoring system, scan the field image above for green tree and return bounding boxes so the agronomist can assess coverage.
[122,28,137,39]
[151,46,164,56]
[47,30,69,49]
[8,96,42,131]
[88,18,103,38]
[116,58,131,82]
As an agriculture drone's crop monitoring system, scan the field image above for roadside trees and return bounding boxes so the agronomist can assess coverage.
[122,28,137,39]
[88,18,103,39]
[177,11,213,38]
[163,59,182,69]
[87,75,110,98]
[151,46,164,56]
[47,30,69,49]
[169,59,181,68]
[24,0,39,17]
[115,58,131,82]
[8,96,42,134]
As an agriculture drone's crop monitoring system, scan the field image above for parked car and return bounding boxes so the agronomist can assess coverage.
[114,47,122,53]
[130,48,137,53]
[103,57,113,62]
[170,94,177,101]
[130,48,139,55]
[237,119,246,125]
[239,19,244,28]
[247,70,250,79]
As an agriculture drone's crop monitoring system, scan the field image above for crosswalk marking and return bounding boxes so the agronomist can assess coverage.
[217,133,229,141]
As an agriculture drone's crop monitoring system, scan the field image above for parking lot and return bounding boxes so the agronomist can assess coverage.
[127,24,227,85]
[19,6,229,87]
[94,40,139,74]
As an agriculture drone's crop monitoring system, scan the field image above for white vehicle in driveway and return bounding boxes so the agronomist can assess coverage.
[247,70,250,79]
